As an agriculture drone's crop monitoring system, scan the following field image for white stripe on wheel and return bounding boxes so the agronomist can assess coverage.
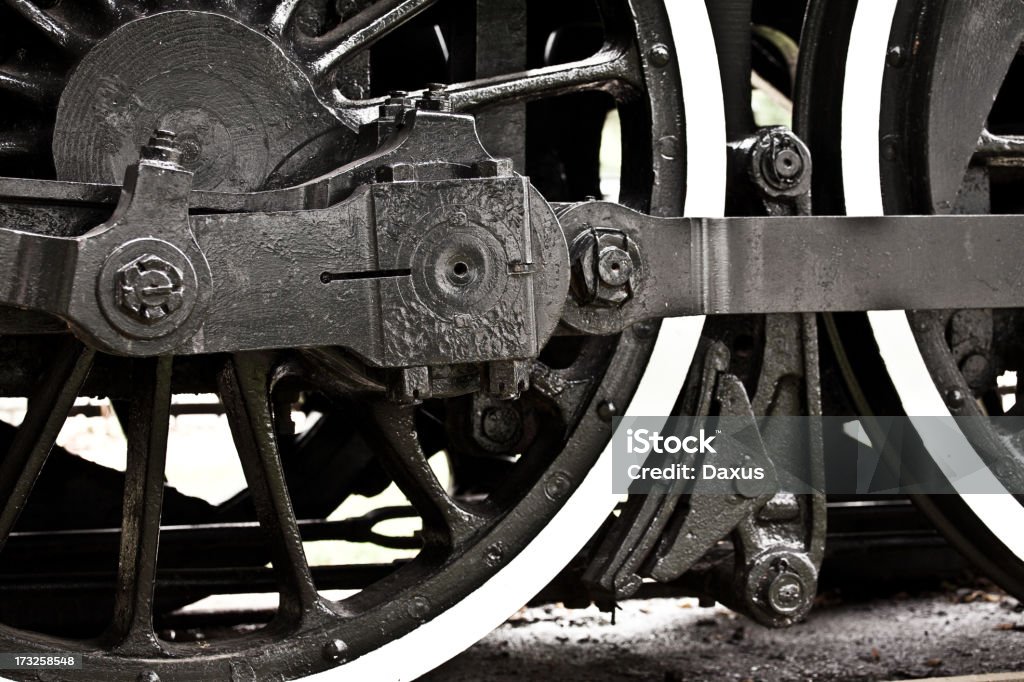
[842,0,1024,561]
[313,1,728,679]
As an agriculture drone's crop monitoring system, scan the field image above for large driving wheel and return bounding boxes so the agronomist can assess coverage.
[0,1,725,679]
[798,0,1024,599]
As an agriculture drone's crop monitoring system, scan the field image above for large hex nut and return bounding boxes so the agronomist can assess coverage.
[97,238,200,341]
[116,254,185,323]
[570,228,635,308]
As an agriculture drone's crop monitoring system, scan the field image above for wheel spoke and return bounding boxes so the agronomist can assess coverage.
[108,356,173,655]
[0,66,62,105]
[3,0,95,55]
[0,341,94,553]
[218,353,334,628]
[294,0,438,81]
[922,0,1024,209]
[367,402,485,550]
[449,48,639,110]
[975,128,1024,163]
[0,129,44,160]
[336,49,638,126]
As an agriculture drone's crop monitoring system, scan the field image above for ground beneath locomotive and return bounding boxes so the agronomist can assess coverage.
[430,588,1024,681]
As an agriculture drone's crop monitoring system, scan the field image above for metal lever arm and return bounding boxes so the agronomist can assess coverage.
[559,201,1024,335]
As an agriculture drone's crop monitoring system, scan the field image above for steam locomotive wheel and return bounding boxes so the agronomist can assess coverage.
[799,0,1024,598]
[0,1,725,680]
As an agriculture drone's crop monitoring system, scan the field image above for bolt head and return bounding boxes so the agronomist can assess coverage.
[140,129,183,166]
[597,246,633,286]
[772,148,803,180]
[115,254,184,324]
[570,229,636,309]
[767,573,805,615]
[481,405,521,444]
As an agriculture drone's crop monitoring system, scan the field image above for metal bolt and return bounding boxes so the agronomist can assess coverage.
[772,148,803,180]
[379,90,415,123]
[570,228,635,308]
[960,353,990,390]
[116,254,185,324]
[482,404,521,444]
[140,129,183,166]
[759,132,806,190]
[322,639,348,663]
[767,572,806,616]
[137,672,160,682]
[597,246,633,286]
[417,83,452,112]
[648,43,671,67]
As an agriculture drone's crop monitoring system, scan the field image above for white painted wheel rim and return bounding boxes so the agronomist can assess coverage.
[842,0,1024,562]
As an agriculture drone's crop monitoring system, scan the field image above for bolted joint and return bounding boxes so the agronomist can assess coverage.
[378,90,415,124]
[139,129,184,168]
[743,549,817,627]
[416,83,453,112]
[115,254,185,324]
[748,126,811,198]
[472,395,525,454]
[570,227,635,308]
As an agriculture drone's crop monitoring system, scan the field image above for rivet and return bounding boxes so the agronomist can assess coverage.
[543,471,572,501]
[944,387,965,410]
[597,400,618,421]
[408,595,431,620]
[322,639,348,663]
[886,45,905,67]
[648,43,671,67]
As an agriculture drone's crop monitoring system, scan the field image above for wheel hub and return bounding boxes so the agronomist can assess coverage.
[52,11,338,192]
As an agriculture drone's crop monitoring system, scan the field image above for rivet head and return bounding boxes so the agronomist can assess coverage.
[886,45,905,67]
[543,471,573,501]
[407,595,431,620]
[322,639,348,663]
[484,542,505,567]
[945,387,966,410]
[597,400,618,422]
[648,43,671,67]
